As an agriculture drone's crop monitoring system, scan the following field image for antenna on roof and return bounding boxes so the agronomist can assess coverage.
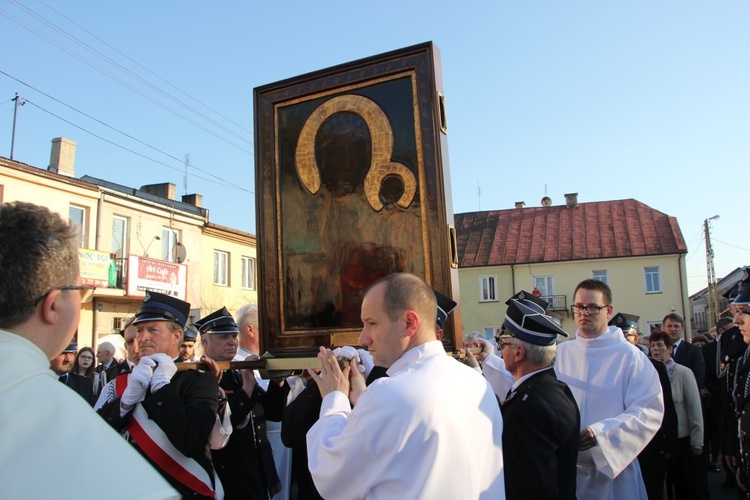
[477,181,481,211]
[184,154,190,195]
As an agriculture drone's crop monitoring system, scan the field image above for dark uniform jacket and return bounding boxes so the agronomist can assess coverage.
[719,327,747,452]
[211,370,287,500]
[673,339,706,390]
[98,369,219,499]
[638,359,680,500]
[59,372,95,405]
[733,346,750,483]
[501,368,580,500]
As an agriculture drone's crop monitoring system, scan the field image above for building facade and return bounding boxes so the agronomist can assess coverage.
[0,137,257,351]
[455,194,689,340]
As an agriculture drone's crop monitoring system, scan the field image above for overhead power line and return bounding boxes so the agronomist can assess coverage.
[22,98,248,192]
[33,0,253,137]
[0,6,253,155]
[0,70,251,192]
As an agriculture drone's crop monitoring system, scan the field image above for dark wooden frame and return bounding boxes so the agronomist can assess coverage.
[254,42,461,356]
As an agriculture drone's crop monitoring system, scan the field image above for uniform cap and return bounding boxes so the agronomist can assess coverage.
[194,307,239,336]
[133,291,190,328]
[62,337,78,353]
[609,312,640,334]
[732,268,750,306]
[434,290,458,330]
[502,292,567,346]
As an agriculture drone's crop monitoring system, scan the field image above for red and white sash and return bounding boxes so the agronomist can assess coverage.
[115,374,223,499]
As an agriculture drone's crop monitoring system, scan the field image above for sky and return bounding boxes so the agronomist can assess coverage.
[1,1,748,296]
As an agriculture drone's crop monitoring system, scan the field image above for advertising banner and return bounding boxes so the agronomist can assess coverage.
[127,255,187,299]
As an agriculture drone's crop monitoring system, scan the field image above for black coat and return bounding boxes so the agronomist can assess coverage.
[719,327,747,451]
[211,371,287,500]
[673,340,706,390]
[638,359,680,500]
[59,372,95,405]
[501,368,580,500]
[98,369,219,499]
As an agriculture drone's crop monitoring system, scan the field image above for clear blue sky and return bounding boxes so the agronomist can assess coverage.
[1,1,748,295]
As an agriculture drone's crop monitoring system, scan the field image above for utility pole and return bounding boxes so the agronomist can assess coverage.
[10,93,25,160]
[705,215,720,330]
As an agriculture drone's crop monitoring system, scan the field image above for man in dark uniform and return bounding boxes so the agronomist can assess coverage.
[718,284,748,489]
[610,312,649,355]
[97,292,220,499]
[51,337,95,405]
[498,291,580,499]
[729,270,750,497]
[178,326,198,362]
[197,306,284,499]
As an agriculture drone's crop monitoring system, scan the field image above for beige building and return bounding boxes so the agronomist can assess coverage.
[200,222,258,315]
[455,194,689,340]
[0,137,258,351]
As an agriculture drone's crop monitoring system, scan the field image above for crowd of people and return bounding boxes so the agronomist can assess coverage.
[5,199,750,499]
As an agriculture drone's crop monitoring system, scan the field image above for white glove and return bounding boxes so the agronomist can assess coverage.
[333,346,366,374]
[356,349,375,378]
[150,352,177,391]
[121,356,155,407]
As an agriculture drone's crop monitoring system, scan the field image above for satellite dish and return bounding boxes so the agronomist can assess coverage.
[173,242,187,263]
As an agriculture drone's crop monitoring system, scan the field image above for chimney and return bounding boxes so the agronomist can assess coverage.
[564,193,579,208]
[140,182,176,200]
[182,193,203,208]
[515,201,525,209]
[48,137,76,177]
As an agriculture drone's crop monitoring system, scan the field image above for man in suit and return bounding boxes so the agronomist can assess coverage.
[499,291,580,499]
[97,292,220,498]
[51,337,95,405]
[664,313,705,390]
[198,306,284,499]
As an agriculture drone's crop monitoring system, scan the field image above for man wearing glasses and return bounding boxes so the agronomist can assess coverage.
[0,201,176,498]
[556,279,664,499]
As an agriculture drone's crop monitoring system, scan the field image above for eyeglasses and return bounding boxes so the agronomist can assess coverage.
[78,355,94,360]
[33,285,96,305]
[571,304,610,316]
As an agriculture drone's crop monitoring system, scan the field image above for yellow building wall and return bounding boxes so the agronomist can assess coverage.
[1,164,100,347]
[200,230,258,319]
[458,253,689,340]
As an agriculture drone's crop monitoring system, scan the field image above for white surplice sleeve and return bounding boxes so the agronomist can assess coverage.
[306,389,373,499]
[587,352,664,479]
[481,353,515,401]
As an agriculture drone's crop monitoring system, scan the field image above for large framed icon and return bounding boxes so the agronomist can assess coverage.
[254,42,461,356]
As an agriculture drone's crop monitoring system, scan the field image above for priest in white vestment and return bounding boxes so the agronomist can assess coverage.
[556,279,664,499]
[306,273,505,499]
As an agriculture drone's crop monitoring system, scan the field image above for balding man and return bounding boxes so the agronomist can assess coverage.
[306,273,505,498]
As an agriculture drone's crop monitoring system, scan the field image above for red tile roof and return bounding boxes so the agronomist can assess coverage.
[455,199,687,268]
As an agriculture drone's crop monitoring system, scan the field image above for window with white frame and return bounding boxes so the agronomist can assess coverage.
[111,216,129,259]
[69,204,87,248]
[241,256,256,290]
[592,269,608,284]
[214,250,229,286]
[647,321,662,335]
[479,275,497,302]
[533,275,554,299]
[161,227,180,262]
[644,266,661,293]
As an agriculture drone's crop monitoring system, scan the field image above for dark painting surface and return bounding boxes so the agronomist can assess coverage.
[277,75,427,330]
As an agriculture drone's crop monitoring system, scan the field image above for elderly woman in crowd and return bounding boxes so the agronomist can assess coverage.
[650,330,703,500]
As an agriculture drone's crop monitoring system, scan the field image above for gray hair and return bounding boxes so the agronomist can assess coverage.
[0,202,79,328]
[512,337,557,367]
[98,341,116,355]
[235,303,258,330]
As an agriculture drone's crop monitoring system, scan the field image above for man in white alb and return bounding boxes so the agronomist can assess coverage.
[556,279,664,499]
[306,273,505,499]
